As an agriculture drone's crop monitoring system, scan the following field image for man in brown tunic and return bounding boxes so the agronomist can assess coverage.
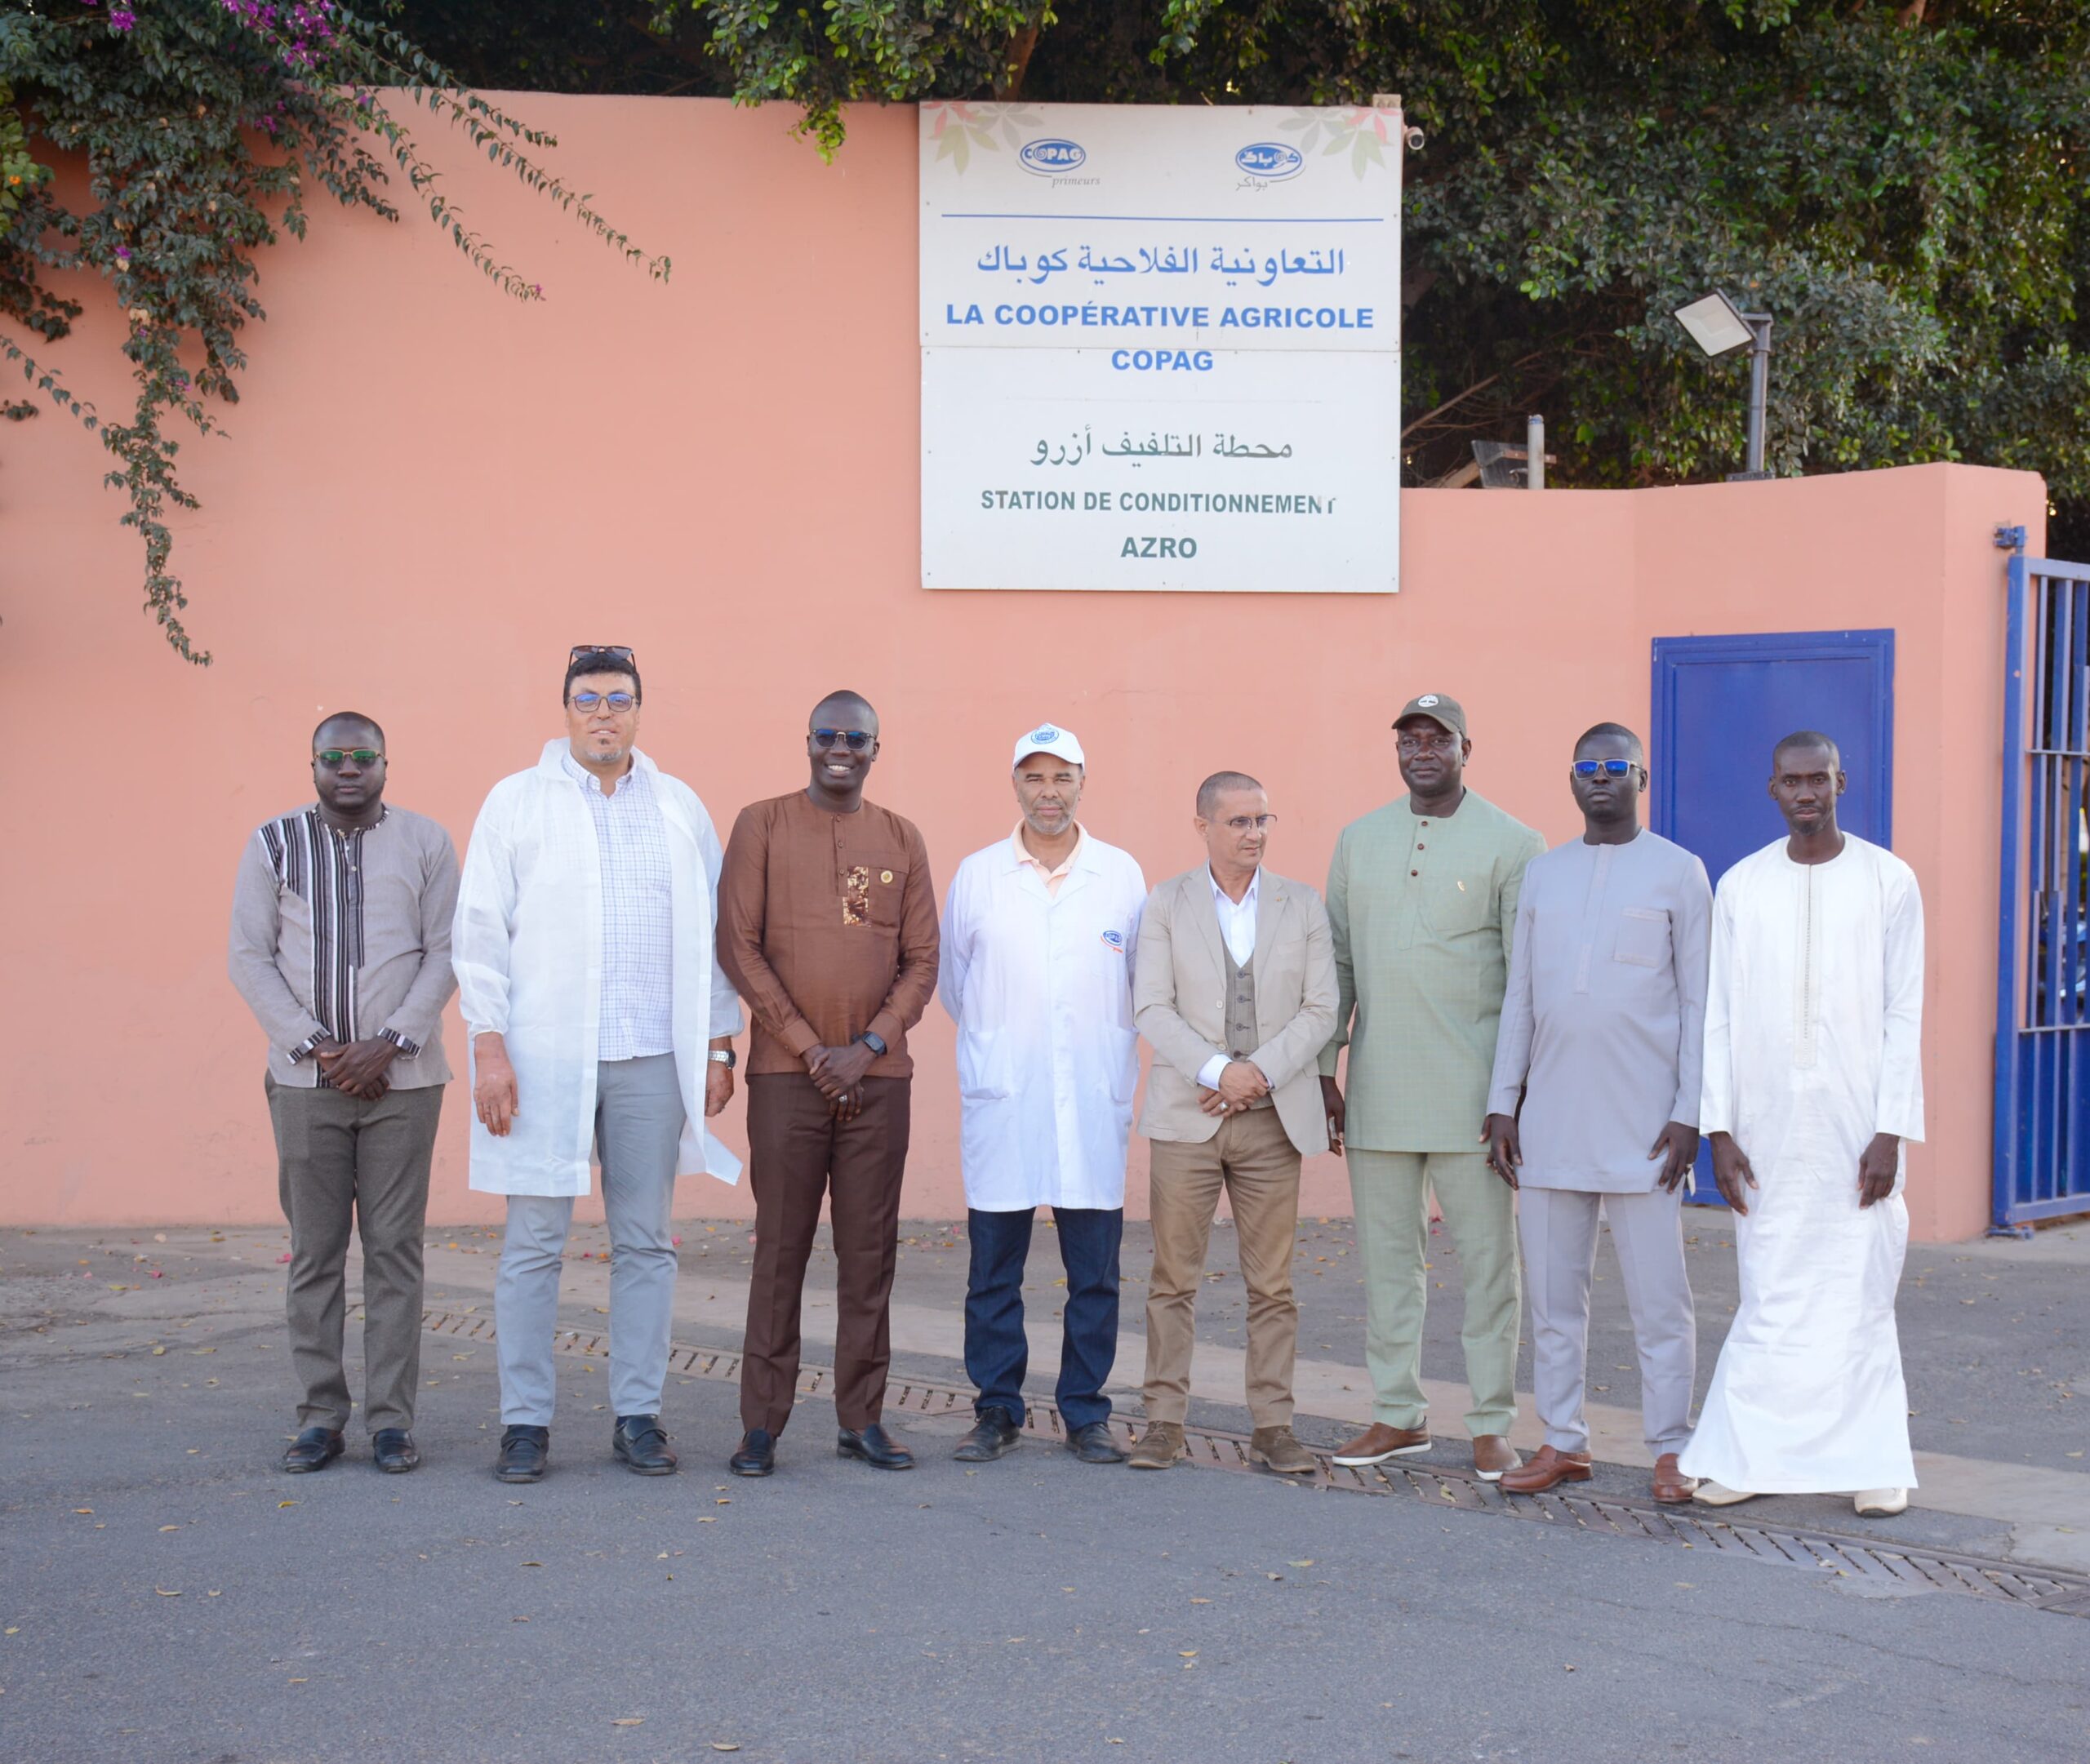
[718,691,940,1475]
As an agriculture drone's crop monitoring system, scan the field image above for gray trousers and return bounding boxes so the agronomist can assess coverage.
[495,1055,686,1427]
[1519,1184,1696,1456]
[265,1075,444,1433]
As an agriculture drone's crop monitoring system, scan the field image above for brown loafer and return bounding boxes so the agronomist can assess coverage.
[1330,1422,1430,1468]
[1651,1452,1696,1504]
[1127,1422,1185,1470]
[1471,1434,1520,1482]
[1498,1443,1591,1495]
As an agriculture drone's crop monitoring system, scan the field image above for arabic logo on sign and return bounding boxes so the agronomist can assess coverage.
[1235,142,1305,181]
[1019,138,1087,176]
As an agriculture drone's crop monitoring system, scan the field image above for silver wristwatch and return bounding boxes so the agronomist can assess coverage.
[707,1048,736,1069]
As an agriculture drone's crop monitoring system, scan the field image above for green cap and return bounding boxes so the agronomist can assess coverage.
[1394,692,1467,738]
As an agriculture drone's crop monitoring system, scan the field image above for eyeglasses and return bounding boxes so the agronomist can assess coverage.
[571,691,637,713]
[1220,814,1278,833]
[1395,731,1460,755]
[812,728,875,751]
[314,748,384,767]
[1572,759,1639,778]
[569,645,635,666]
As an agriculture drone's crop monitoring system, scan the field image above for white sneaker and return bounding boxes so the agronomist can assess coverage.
[1692,1479,1760,1507]
[1854,1487,1909,1517]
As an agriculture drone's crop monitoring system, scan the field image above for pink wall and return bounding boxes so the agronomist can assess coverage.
[2,97,2045,1239]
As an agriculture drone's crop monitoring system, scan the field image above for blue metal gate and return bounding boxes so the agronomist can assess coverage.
[1993,550,2090,1229]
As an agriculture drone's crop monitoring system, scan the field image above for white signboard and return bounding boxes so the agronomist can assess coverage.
[920,101,1403,593]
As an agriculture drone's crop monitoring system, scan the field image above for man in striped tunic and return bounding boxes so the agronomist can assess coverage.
[229,713,459,1476]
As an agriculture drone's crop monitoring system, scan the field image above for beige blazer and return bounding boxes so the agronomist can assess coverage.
[1134,865,1339,1153]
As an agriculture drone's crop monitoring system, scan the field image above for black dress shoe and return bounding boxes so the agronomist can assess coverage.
[495,1424,549,1483]
[1065,1420,1129,1464]
[953,1409,1023,1462]
[836,1423,915,1470]
[613,1414,678,1476]
[372,1429,421,1474]
[281,1426,345,1473]
[729,1429,776,1477]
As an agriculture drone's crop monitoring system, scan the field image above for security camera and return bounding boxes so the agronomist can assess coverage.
[1404,126,1425,153]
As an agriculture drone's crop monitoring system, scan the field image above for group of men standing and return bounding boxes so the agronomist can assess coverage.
[230,649,1925,1519]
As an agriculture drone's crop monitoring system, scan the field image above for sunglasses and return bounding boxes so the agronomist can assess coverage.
[812,728,876,751]
[314,748,384,767]
[570,645,636,666]
[571,691,638,713]
[1572,759,1639,777]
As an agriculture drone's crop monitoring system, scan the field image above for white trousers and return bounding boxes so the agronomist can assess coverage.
[1519,1185,1696,1456]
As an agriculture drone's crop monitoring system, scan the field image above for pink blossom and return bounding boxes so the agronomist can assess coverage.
[109,6,136,26]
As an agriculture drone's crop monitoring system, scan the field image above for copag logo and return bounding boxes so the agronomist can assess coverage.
[1019,138,1087,176]
[1235,142,1304,181]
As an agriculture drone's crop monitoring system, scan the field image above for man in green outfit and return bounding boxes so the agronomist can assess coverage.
[1320,693,1545,1481]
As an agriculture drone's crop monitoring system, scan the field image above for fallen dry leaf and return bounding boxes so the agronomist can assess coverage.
[522,1562,544,1568]
[611,1717,643,1726]
[154,1588,180,1597]
[1287,1559,1314,1567]
[73,1509,93,1515]
[711,1745,740,1753]
[158,1525,180,1533]
[278,1500,298,1509]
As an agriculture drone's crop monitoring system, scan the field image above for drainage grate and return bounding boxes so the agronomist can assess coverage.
[422,1308,2090,1618]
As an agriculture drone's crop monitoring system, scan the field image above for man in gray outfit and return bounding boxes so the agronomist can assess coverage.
[229,713,458,1476]
[1483,722,1711,1504]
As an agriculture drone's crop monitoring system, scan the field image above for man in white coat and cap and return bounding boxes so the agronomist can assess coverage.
[1682,731,1925,1519]
[938,724,1148,1465]
[453,648,743,1484]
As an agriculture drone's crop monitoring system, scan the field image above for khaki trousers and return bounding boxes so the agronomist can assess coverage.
[1143,1107,1301,1428]
[1349,1148,1520,1437]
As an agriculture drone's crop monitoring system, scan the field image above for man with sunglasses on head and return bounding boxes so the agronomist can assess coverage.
[1320,693,1544,1482]
[1484,723,1711,1505]
[230,713,459,1475]
[453,648,743,1484]
[718,691,940,1476]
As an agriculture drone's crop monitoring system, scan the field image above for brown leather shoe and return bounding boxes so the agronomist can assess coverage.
[1248,1426,1319,1477]
[1330,1422,1430,1468]
[1471,1434,1520,1482]
[1498,1443,1591,1495]
[1651,1452,1696,1504]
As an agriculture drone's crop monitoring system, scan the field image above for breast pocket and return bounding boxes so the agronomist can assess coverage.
[1425,877,1492,940]
[1614,906,1671,969]
[863,858,908,930]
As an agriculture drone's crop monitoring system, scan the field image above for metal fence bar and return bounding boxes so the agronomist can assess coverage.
[1998,558,2090,1227]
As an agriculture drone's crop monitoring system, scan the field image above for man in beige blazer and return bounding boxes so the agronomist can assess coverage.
[1129,771,1339,1473]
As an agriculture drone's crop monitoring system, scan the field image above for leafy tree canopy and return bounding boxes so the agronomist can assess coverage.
[406,0,2090,538]
[10,1,2088,660]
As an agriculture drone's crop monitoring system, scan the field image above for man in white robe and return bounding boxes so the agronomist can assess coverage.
[1682,731,1925,1517]
[938,724,1146,1466]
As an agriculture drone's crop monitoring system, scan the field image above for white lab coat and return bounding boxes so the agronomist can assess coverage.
[939,832,1147,1211]
[451,740,744,1196]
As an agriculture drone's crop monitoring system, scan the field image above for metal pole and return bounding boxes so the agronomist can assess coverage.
[1526,414,1545,489]
[1744,315,1772,476]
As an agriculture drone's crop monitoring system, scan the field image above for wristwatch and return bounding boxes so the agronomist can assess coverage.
[856,1030,888,1058]
[707,1048,736,1069]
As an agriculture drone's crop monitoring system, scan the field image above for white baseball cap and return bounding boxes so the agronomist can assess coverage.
[1012,722,1086,769]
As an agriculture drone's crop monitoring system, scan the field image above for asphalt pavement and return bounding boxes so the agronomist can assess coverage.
[3,1217,2087,1763]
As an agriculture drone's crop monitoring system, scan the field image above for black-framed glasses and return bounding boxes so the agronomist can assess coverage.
[570,645,635,666]
[314,748,384,767]
[571,691,637,713]
[812,727,875,751]
[1572,758,1639,778]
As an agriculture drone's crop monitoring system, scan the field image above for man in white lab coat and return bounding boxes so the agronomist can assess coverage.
[938,724,1148,1464]
[452,648,743,1484]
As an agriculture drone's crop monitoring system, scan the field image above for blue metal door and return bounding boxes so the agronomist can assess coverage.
[1649,629,1897,1204]
[1993,555,2090,1229]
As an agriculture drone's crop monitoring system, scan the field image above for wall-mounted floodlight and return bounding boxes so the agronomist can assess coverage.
[1674,289,1773,480]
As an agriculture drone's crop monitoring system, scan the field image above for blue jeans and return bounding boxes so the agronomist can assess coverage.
[964,1206,1122,1431]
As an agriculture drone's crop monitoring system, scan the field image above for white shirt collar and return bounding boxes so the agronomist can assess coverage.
[1209,865,1260,911]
